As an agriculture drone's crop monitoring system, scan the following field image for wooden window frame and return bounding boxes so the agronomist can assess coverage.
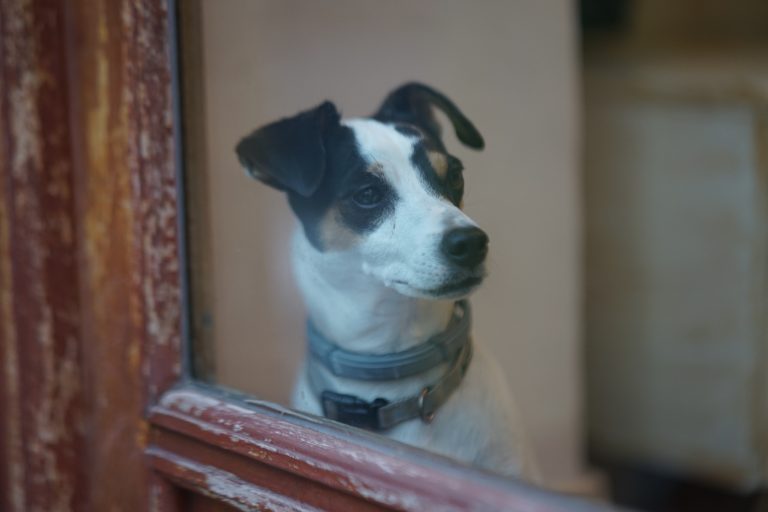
[0,0,609,509]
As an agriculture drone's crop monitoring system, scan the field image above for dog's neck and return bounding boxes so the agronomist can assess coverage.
[292,231,454,354]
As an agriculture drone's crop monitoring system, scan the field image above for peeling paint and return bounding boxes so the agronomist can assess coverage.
[204,472,268,512]
[0,150,25,511]
[1,0,89,509]
[152,389,596,512]
[345,475,429,511]
[1,0,184,509]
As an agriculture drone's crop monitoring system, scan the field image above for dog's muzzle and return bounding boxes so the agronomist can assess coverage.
[306,301,473,431]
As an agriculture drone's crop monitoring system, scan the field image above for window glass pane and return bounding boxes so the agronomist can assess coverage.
[179,0,582,491]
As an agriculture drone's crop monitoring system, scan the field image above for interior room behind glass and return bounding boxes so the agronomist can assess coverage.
[177,0,768,509]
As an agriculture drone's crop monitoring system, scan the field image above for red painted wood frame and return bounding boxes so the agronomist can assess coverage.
[0,0,612,510]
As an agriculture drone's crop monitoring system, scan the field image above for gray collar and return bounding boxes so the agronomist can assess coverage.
[306,301,473,431]
[306,300,471,381]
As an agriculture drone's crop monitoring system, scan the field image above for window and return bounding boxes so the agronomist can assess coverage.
[0,0,605,510]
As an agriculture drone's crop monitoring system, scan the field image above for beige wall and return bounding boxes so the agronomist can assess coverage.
[192,0,582,484]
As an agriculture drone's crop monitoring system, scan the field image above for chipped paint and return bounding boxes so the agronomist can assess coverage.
[204,470,282,512]
[344,475,428,511]
[0,25,24,492]
[1,0,184,509]
[68,0,183,508]
[151,389,605,512]
[148,447,328,512]
[1,0,89,509]
[0,85,26,512]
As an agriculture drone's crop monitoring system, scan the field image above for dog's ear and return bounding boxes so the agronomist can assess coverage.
[236,101,340,197]
[373,82,484,150]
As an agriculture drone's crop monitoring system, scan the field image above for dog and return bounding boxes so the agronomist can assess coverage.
[236,83,537,480]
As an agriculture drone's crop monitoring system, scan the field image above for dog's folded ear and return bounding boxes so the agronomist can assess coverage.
[373,82,484,150]
[236,101,340,197]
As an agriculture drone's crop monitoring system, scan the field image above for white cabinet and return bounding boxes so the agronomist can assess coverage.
[585,54,768,491]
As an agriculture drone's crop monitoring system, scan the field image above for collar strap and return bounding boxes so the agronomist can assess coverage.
[306,300,471,381]
[309,340,473,431]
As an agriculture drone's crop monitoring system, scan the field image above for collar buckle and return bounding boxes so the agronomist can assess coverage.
[320,390,389,431]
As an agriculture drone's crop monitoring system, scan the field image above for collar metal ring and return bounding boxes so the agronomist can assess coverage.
[418,387,435,424]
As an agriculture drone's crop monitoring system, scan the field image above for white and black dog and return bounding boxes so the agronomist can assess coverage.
[236,83,537,480]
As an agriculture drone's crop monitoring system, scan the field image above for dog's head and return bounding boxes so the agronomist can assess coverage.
[236,83,487,300]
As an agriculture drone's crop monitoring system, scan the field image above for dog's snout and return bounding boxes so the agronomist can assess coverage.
[441,227,489,268]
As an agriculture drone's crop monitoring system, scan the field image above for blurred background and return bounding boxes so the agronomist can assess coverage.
[179,1,768,509]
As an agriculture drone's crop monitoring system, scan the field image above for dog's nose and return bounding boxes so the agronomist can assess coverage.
[441,227,489,268]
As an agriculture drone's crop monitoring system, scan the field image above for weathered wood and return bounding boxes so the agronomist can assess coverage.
[0,1,87,509]
[148,446,367,512]
[1,0,183,509]
[149,387,612,512]
[184,492,244,512]
[65,0,182,509]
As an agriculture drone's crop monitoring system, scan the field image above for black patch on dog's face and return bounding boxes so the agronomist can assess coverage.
[393,123,425,141]
[441,154,465,206]
[336,168,396,234]
[411,145,444,196]
[404,127,466,207]
[287,124,397,250]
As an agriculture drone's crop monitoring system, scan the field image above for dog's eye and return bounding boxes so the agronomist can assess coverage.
[352,185,384,207]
